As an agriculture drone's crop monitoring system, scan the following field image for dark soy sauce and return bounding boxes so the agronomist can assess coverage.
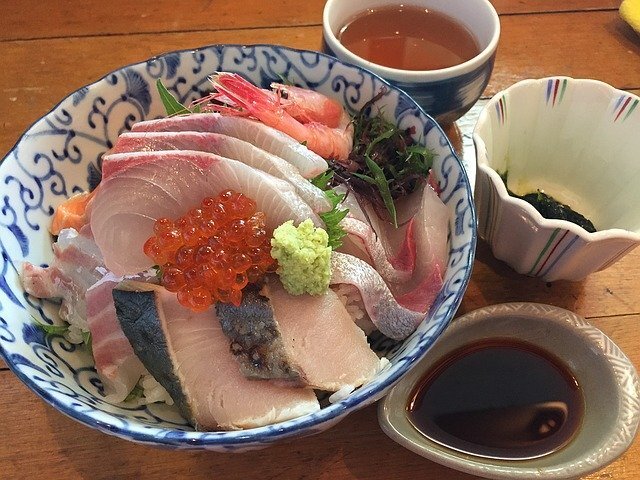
[407,338,584,460]
[338,5,480,71]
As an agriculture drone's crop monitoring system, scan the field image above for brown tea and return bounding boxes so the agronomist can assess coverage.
[407,338,585,460]
[338,5,480,71]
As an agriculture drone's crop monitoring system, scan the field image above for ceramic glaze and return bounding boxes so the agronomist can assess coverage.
[474,77,640,281]
[0,44,476,451]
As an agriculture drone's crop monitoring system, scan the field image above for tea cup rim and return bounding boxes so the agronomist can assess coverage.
[322,0,501,83]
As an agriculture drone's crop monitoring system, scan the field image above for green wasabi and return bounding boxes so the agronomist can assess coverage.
[270,219,332,295]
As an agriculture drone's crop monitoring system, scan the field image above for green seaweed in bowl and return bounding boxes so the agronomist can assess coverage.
[499,172,597,233]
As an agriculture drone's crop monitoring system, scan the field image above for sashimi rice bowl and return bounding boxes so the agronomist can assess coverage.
[0,45,476,450]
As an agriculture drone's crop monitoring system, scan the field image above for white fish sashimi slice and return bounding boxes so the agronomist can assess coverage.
[263,279,382,392]
[86,278,146,402]
[391,184,448,312]
[107,131,331,213]
[130,113,328,179]
[88,150,321,276]
[338,183,448,316]
[21,227,103,333]
[113,282,320,430]
[329,251,425,341]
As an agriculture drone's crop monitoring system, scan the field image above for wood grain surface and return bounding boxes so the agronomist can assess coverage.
[1,1,639,479]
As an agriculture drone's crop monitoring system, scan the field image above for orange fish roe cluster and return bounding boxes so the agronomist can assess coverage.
[143,190,276,311]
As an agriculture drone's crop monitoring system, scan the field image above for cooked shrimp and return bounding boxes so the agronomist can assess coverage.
[201,73,354,161]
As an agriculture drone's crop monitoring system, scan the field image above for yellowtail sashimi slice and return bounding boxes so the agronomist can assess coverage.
[130,113,328,178]
[88,150,321,276]
[107,131,330,213]
[113,282,320,430]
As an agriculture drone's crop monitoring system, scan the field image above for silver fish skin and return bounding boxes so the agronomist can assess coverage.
[329,251,425,340]
[215,284,303,383]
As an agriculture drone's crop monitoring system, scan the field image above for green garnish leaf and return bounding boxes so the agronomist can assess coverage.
[82,331,93,356]
[33,317,69,336]
[363,156,398,227]
[330,92,437,227]
[311,171,349,249]
[156,79,191,116]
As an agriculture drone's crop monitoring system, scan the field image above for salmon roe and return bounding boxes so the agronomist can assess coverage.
[143,190,276,311]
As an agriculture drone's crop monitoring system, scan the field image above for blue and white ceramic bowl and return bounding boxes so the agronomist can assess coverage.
[0,44,476,450]
[322,0,500,124]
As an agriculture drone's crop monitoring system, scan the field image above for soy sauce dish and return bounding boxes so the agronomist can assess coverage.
[378,303,640,479]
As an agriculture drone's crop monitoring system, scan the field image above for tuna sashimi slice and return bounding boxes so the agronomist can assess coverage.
[106,131,330,213]
[86,277,146,402]
[216,277,382,391]
[113,282,320,430]
[329,252,425,340]
[88,150,320,276]
[130,113,328,179]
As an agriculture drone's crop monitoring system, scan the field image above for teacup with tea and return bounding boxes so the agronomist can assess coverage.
[322,0,500,124]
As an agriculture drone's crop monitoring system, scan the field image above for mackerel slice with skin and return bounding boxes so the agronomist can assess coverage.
[216,284,303,383]
[217,276,381,392]
[113,281,320,430]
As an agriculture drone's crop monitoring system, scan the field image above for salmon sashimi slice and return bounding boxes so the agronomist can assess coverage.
[113,282,320,430]
[87,150,321,276]
[50,191,93,235]
[106,131,330,213]
[130,113,328,179]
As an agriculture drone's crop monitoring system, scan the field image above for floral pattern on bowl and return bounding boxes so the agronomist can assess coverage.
[0,44,476,450]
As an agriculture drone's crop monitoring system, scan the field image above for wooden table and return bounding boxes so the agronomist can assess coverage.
[1,1,639,479]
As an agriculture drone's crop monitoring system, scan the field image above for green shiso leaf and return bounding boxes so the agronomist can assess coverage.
[310,171,349,249]
[124,383,144,403]
[156,79,191,116]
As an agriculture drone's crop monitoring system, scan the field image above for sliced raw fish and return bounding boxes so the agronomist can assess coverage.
[106,131,330,213]
[113,282,320,430]
[216,278,381,392]
[263,277,381,391]
[338,183,448,315]
[21,227,103,341]
[86,277,146,402]
[339,217,412,284]
[130,113,328,179]
[88,150,321,276]
[215,284,303,382]
[329,251,425,340]
[390,184,448,312]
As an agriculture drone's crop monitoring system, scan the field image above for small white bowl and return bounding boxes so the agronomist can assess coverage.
[322,0,500,124]
[473,77,640,282]
[379,303,640,480]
